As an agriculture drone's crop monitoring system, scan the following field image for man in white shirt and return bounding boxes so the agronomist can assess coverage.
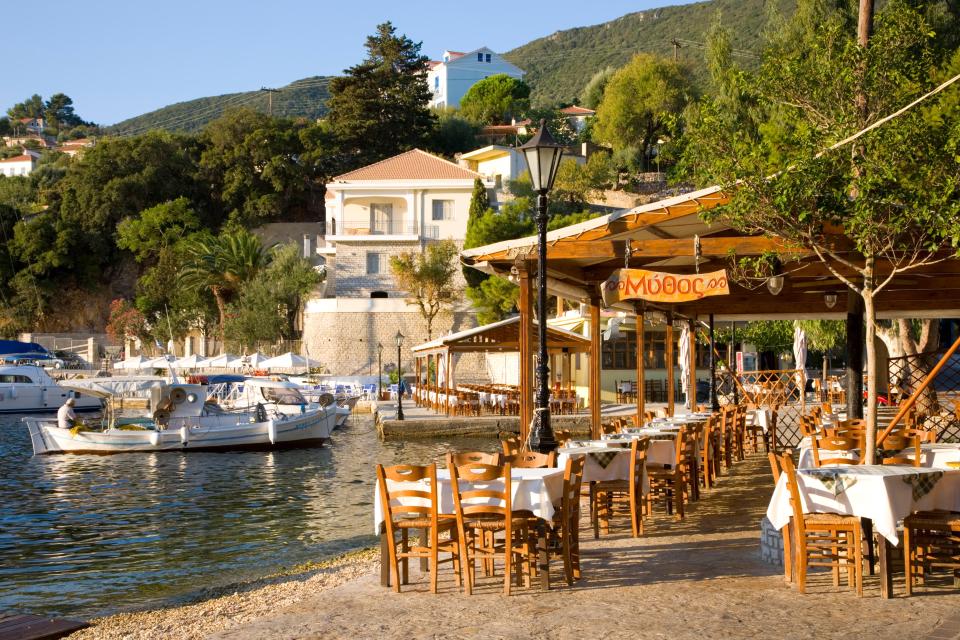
[57,397,77,429]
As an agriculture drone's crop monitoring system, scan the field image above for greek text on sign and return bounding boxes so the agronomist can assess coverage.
[601,268,730,305]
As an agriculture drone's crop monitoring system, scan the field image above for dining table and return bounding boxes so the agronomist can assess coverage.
[766,442,960,597]
[374,466,566,591]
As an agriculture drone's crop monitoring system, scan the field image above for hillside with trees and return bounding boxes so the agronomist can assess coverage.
[108,76,333,136]
[504,0,794,105]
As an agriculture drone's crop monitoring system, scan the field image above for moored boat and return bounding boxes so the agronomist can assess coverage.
[0,365,102,414]
[24,379,335,455]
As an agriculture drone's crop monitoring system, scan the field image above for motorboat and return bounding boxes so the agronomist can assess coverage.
[0,365,101,414]
[24,378,336,455]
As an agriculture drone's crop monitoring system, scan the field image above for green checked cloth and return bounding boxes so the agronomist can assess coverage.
[901,470,944,500]
[588,451,619,469]
[804,468,858,497]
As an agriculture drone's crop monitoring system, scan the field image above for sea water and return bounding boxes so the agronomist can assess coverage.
[0,413,494,617]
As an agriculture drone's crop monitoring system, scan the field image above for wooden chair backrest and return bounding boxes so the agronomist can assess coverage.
[555,429,572,446]
[504,451,556,468]
[376,463,438,524]
[811,432,858,467]
[779,453,808,539]
[767,452,782,483]
[630,437,650,492]
[601,423,618,436]
[561,454,586,525]
[500,436,521,457]
[799,414,817,437]
[881,428,922,467]
[447,451,502,467]
[449,461,511,520]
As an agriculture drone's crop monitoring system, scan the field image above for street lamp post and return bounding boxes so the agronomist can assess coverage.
[377,342,383,401]
[520,120,565,453]
[395,331,405,421]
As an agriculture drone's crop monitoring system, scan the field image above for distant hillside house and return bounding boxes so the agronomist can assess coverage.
[16,117,45,135]
[59,138,96,157]
[426,47,524,110]
[0,151,40,177]
[560,105,595,132]
[457,145,525,190]
[302,149,491,379]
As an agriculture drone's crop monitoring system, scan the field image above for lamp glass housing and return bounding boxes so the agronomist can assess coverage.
[520,120,565,191]
[395,331,405,348]
[766,275,785,296]
[824,292,839,309]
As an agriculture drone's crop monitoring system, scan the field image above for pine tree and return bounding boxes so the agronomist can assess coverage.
[462,178,491,288]
[325,22,436,169]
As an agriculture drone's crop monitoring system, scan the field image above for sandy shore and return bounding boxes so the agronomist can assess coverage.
[67,549,379,640]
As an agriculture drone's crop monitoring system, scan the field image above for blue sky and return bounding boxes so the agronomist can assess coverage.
[3,0,699,125]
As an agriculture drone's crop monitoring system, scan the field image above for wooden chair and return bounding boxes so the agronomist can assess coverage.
[810,432,858,467]
[376,464,461,593]
[591,437,649,537]
[600,422,618,437]
[880,428,922,467]
[904,511,960,595]
[448,461,532,595]
[799,414,818,438]
[745,407,765,454]
[500,435,522,457]
[447,451,502,467]
[555,429,573,447]
[699,416,716,490]
[504,451,556,468]
[541,454,586,585]
[780,453,863,596]
[767,452,793,583]
[647,427,694,520]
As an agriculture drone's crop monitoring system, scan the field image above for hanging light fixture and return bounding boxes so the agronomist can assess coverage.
[824,291,839,309]
[766,275,785,296]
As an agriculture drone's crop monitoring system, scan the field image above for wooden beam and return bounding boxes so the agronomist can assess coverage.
[519,269,534,443]
[666,313,675,416]
[589,298,602,439]
[533,236,814,261]
[636,308,645,422]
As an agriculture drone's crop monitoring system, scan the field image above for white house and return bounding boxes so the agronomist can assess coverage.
[0,151,39,177]
[457,145,525,189]
[560,105,595,132]
[427,47,524,110]
[304,149,492,378]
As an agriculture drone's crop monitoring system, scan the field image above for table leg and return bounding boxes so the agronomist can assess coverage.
[538,524,550,591]
[380,531,391,587]
[877,532,893,599]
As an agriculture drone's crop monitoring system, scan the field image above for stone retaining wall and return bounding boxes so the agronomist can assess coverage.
[376,413,595,440]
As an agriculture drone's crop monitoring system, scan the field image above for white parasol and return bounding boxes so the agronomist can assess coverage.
[793,324,807,398]
[678,324,691,409]
[260,352,321,370]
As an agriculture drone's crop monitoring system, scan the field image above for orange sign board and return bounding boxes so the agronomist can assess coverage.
[601,268,730,306]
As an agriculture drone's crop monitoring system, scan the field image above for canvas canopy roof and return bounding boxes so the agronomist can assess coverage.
[411,316,590,355]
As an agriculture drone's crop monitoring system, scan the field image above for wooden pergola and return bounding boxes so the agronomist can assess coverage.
[461,184,960,442]
[410,316,591,416]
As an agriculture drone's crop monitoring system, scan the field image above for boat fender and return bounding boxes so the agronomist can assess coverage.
[149,430,161,446]
[171,388,188,404]
[255,403,267,423]
[180,425,189,445]
[267,420,277,445]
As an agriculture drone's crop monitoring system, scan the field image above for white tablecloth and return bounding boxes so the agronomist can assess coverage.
[746,409,771,433]
[766,465,960,544]
[576,437,678,467]
[374,467,564,535]
[796,439,960,470]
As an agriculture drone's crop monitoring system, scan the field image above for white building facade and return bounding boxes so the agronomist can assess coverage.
[427,47,525,110]
[0,152,39,177]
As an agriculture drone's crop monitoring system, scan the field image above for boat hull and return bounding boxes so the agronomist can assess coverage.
[26,406,336,455]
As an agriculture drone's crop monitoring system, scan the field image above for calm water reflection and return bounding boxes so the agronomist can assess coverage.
[0,414,496,617]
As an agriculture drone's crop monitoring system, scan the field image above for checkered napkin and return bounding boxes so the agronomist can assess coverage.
[588,451,619,469]
[804,468,858,497]
[901,470,944,500]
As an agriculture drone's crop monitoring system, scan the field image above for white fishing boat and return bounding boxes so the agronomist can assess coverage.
[24,378,335,455]
[0,365,102,414]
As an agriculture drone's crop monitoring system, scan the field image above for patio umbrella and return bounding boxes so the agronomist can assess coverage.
[228,352,268,369]
[678,324,691,409]
[174,353,202,370]
[793,324,807,398]
[114,355,148,370]
[437,353,447,388]
[260,352,321,370]
[203,353,237,368]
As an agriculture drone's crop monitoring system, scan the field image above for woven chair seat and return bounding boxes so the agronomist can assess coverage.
[395,515,455,530]
[805,512,862,525]
[905,511,960,528]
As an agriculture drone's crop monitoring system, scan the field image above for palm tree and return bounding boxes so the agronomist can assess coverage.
[180,228,271,344]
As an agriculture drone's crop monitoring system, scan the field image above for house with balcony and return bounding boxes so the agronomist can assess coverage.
[303,149,492,377]
[427,47,524,110]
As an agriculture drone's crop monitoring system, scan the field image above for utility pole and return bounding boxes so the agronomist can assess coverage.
[261,87,279,117]
[670,38,682,61]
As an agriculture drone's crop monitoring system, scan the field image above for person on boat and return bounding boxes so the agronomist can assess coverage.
[57,397,77,429]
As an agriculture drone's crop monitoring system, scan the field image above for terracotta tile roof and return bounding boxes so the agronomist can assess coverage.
[446,51,465,59]
[560,105,595,116]
[479,125,521,135]
[0,155,35,163]
[333,149,481,181]
[427,60,441,69]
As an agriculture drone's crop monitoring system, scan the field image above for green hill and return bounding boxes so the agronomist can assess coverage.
[107,0,790,134]
[108,75,332,136]
[504,0,794,106]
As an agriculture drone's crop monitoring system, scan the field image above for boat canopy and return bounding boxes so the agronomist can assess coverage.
[0,340,49,356]
[59,377,167,399]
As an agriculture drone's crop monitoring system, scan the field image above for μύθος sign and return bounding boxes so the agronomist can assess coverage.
[601,268,730,306]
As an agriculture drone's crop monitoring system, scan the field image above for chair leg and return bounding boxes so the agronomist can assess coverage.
[854,525,863,597]
[385,530,400,593]
[401,528,409,585]
[504,528,513,596]
[430,526,439,594]
[903,524,912,596]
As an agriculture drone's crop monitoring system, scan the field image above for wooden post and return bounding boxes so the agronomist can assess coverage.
[666,312,675,416]
[847,290,864,418]
[688,318,697,411]
[709,314,719,411]
[636,309,645,422]
[519,268,534,443]
[589,297,602,439]
[415,356,420,405]
[444,350,451,416]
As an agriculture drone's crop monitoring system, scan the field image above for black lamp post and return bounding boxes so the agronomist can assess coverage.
[377,342,383,401]
[520,120,565,453]
[395,330,405,421]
